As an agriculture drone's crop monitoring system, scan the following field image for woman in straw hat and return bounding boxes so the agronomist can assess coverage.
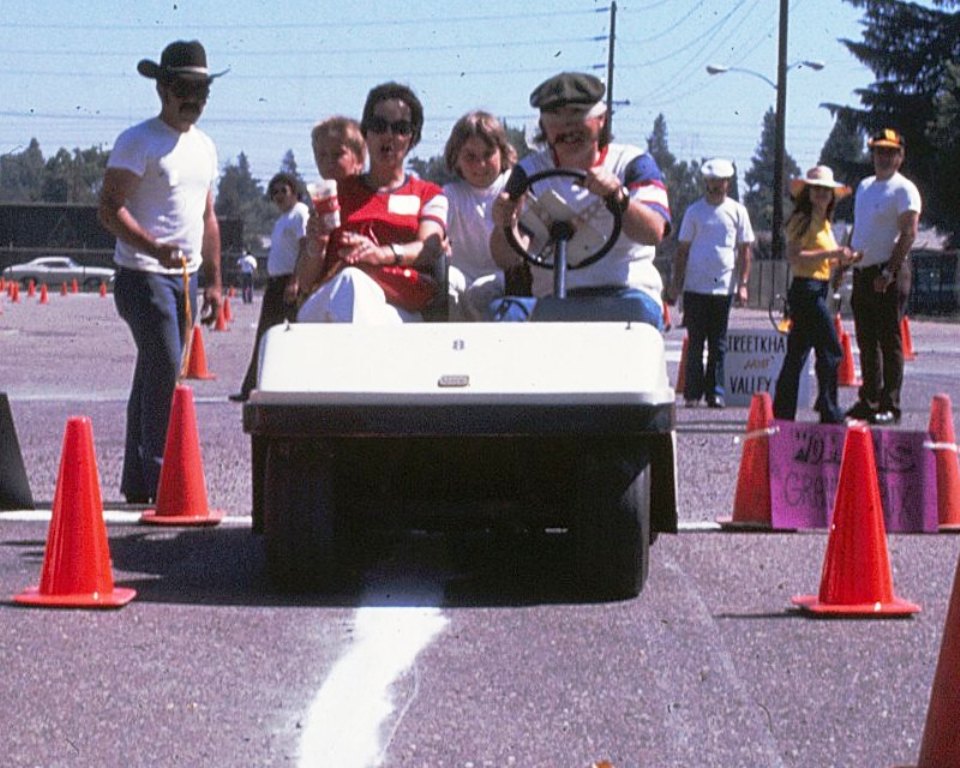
[773,165,861,423]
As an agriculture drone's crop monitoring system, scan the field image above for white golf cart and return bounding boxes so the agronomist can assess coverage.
[243,168,678,597]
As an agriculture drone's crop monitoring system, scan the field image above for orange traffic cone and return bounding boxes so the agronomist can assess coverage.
[38,283,48,304]
[0,392,34,510]
[792,424,920,617]
[99,281,107,298]
[223,296,233,323]
[140,385,224,526]
[14,417,136,608]
[718,392,775,529]
[927,394,960,531]
[213,302,228,332]
[915,550,960,766]
[838,330,860,387]
[11,282,20,303]
[70,278,78,294]
[27,279,35,298]
[60,282,67,296]
[901,315,917,361]
[227,285,236,299]
[675,335,688,397]
[182,325,216,380]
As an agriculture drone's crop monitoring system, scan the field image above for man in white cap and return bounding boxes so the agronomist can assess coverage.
[98,40,226,503]
[665,158,754,408]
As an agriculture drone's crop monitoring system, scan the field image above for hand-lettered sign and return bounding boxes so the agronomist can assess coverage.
[769,420,938,532]
[724,329,811,408]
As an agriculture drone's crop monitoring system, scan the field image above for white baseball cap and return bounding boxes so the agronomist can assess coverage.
[701,158,735,180]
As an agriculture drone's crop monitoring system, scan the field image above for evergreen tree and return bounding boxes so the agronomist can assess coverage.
[0,138,46,201]
[743,107,800,246]
[646,113,701,225]
[216,152,275,251]
[818,114,869,222]
[831,0,960,237]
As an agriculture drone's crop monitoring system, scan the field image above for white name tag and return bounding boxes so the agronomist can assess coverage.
[388,194,421,216]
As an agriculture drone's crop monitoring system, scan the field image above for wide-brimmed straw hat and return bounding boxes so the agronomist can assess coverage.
[137,40,228,82]
[789,165,851,199]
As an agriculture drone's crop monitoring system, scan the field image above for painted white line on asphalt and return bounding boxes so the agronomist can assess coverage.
[298,600,448,768]
[0,510,253,526]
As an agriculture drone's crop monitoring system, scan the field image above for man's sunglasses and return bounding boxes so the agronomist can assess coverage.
[366,116,414,136]
[167,79,211,100]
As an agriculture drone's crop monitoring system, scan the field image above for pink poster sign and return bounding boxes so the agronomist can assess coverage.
[769,420,938,532]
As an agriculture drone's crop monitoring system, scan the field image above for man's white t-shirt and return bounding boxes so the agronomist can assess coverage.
[678,197,755,296]
[850,172,922,268]
[107,117,218,274]
[266,201,310,277]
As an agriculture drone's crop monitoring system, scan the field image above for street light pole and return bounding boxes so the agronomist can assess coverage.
[772,0,789,264]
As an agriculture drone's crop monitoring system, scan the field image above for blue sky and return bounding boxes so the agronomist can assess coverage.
[0,0,938,190]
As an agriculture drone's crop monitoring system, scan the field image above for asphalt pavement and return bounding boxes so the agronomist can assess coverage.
[1,288,959,767]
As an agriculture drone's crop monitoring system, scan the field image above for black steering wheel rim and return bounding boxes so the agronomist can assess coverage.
[502,167,624,271]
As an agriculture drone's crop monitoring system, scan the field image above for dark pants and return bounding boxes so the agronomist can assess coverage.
[851,262,911,415]
[682,291,733,402]
[241,273,254,304]
[239,275,297,397]
[773,278,843,423]
[114,267,197,502]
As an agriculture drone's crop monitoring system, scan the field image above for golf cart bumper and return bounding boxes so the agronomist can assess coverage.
[243,323,678,534]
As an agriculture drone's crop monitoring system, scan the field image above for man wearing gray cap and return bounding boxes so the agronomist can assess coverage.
[665,158,754,408]
[489,71,671,326]
[98,40,225,503]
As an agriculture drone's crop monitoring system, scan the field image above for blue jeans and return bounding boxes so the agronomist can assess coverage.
[114,267,197,502]
[488,286,664,329]
[682,291,733,402]
[773,278,843,423]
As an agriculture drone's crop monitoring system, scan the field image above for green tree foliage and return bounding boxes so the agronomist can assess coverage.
[0,138,108,203]
[743,107,800,247]
[215,151,275,252]
[647,113,702,224]
[831,0,960,238]
[818,113,868,221]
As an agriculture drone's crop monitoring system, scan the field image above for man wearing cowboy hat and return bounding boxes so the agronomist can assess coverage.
[845,128,921,425]
[489,71,671,325]
[665,158,755,409]
[97,40,226,503]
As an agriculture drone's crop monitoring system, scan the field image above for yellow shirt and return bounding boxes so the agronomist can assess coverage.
[788,215,835,281]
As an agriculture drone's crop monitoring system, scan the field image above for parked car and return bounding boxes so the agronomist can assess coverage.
[2,256,115,290]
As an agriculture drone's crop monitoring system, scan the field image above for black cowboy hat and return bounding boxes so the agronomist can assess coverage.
[137,40,228,82]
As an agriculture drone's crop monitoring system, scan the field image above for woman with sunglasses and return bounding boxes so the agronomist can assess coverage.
[298,82,448,323]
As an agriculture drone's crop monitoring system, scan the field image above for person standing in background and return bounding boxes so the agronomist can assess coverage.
[98,40,224,504]
[844,128,921,425]
[238,249,257,304]
[231,172,310,402]
[665,158,754,409]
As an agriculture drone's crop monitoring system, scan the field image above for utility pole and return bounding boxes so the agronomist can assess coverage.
[606,1,617,129]
[772,0,788,264]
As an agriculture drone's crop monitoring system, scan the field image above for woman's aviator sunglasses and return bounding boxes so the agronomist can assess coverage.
[366,116,414,136]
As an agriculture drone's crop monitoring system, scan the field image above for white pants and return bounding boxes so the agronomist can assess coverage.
[448,266,505,322]
[296,267,421,324]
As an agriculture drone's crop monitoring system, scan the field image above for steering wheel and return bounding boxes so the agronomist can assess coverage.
[502,166,624,270]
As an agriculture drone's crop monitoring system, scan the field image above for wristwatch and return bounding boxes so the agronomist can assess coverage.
[389,243,405,265]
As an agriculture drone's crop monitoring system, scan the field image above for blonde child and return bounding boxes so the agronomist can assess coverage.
[293,116,366,300]
[442,111,517,320]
